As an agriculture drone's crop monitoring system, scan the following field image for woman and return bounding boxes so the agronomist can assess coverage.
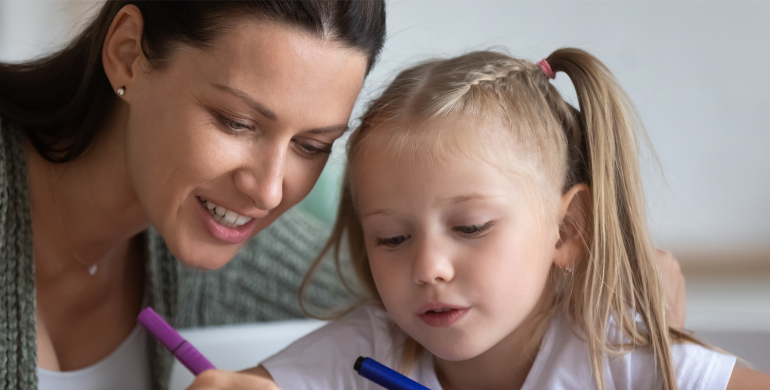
[0,2,685,390]
[0,1,384,389]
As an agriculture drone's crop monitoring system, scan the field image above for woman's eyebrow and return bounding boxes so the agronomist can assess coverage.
[306,124,349,135]
[212,83,348,135]
[212,83,276,120]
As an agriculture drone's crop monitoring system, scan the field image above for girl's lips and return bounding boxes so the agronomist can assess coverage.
[418,307,470,328]
[196,197,258,244]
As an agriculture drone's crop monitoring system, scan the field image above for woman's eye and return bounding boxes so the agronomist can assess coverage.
[376,235,411,248]
[452,221,495,237]
[217,113,254,135]
[293,139,333,158]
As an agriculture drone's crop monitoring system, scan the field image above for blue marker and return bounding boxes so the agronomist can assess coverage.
[354,356,431,390]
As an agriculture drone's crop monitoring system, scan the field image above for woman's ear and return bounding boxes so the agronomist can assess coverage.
[102,5,145,95]
[553,183,591,269]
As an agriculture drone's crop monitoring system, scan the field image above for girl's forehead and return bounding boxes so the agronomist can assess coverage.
[356,114,541,177]
[351,126,562,226]
[351,114,563,205]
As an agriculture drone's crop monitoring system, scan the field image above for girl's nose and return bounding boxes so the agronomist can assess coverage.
[412,237,455,285]
[233,143,286,211]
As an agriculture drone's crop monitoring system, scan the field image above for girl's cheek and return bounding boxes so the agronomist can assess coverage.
[370,257,404,296]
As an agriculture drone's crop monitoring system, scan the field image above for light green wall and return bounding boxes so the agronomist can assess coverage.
[296,158,345,226]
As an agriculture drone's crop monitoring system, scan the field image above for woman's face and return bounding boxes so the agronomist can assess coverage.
[125,20,367,269]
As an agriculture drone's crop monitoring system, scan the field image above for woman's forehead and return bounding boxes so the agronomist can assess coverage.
[180,18,367,81]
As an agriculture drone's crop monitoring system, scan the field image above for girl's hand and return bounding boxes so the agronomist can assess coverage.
[185,366,278,390]
[654,249,687,329]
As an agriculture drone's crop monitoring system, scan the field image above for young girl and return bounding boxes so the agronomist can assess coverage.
[240,48,765,390]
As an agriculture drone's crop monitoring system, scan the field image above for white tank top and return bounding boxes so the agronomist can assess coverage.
[37,324,152,390]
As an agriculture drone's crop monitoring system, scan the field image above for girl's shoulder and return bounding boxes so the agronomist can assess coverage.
[668,341,736,390]
[522,314,736,390]
[260,305,411,390]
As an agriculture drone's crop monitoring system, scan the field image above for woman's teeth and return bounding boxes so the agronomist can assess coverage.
[200,198,252,228]
[430,308,452,313]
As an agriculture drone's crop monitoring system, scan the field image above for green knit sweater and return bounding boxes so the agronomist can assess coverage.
[0,118,351,389]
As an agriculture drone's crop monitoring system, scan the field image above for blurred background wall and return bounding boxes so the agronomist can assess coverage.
[2,0,768,370]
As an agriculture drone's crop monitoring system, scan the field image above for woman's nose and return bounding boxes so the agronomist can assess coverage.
[412,236,455,286]
[233,143,286,211]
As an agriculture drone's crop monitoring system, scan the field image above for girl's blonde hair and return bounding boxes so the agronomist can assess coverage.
[300,48,697,390]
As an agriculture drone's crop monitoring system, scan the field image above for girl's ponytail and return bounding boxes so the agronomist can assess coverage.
[547,48,677,390]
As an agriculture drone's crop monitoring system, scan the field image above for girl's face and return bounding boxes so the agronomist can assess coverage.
[356,116,562,361]
[125,20,367,269]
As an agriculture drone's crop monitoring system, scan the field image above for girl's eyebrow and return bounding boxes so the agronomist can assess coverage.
[361,208,394,219]
[435,193,499,206]
[361,194,501,219]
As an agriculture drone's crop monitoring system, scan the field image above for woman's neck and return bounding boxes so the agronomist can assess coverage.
[433,290,553,390]
[28,102,151,279]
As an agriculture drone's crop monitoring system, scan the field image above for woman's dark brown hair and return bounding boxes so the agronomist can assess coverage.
[0,0,386,163]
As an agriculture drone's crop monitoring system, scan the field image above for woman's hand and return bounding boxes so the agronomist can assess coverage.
[186,366,278,390]
[654,249,687,329]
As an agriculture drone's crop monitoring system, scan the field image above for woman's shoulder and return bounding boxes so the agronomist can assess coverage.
[0,113,33,230]
[0,114,26,165]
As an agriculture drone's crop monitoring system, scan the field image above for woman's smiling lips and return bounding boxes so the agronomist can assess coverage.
[195,196,265,244]
[418,302,470,328]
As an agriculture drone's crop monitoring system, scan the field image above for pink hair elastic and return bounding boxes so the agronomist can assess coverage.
[537,59,555,79]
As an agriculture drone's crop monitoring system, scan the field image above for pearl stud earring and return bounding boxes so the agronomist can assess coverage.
[116,87,126,96]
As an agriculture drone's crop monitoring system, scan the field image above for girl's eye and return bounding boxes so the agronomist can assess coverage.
[293,139,333,159]
[452,221,496,238]
[376,234,411,248]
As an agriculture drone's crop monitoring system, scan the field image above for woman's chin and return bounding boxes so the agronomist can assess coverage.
[162,231,243,270]
[153,202,256,270]
[174,245,239,270]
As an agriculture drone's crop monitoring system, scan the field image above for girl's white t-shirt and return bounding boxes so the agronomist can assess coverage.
[262,306,736,390]
[37,324,152,390]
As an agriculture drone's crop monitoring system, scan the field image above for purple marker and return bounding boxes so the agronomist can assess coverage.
[137,307,216,375]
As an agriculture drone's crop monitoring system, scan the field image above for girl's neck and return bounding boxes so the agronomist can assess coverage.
[28,101,151,280]
[433,290,553,390]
